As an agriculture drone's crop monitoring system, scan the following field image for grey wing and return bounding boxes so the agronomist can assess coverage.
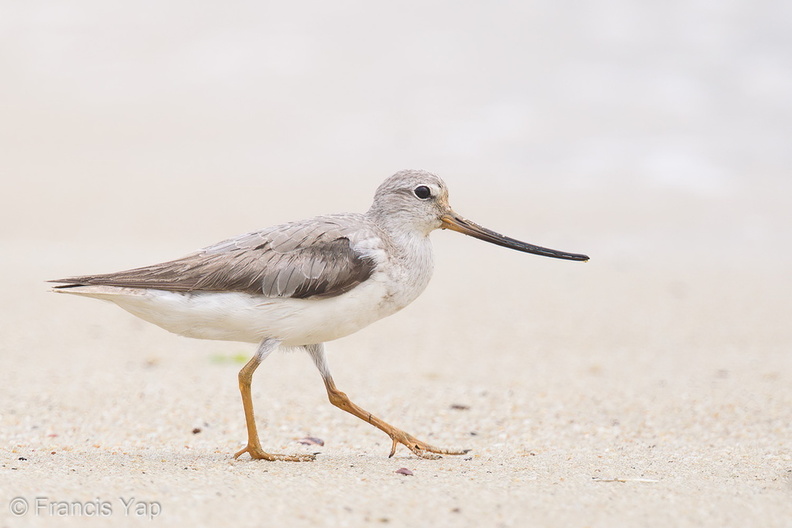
[51,218,377,299]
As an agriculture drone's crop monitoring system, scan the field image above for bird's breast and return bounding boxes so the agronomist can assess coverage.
[369,234,434,313]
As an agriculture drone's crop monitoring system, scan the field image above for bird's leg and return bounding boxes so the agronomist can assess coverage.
[323,376,469,459]
[234,339,315,462]
[306,344,469,459]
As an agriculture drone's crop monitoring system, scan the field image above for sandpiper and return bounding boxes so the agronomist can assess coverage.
[51,169,589,461]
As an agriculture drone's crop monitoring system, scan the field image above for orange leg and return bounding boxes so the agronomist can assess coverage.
[234,339,314,462]
[307,344,469,459]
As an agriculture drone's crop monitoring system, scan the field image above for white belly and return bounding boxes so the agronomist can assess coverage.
[56,273,419,346]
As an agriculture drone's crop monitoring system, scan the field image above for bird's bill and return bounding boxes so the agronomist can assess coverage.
[440,214,589,261]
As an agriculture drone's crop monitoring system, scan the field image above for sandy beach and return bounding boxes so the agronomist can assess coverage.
[2,178,790,527]
[2,2,791,526]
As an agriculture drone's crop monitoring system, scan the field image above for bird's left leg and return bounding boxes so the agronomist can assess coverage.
[306,343,469,459]
[234,338,315,462]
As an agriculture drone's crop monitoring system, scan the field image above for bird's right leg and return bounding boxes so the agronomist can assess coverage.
[307,344,469,459]
[234,338,315,462]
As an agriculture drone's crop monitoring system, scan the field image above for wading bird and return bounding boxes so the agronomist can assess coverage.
[51,170,588,461]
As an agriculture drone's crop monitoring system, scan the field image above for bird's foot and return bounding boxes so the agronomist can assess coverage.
[234,443,316,462]
[387,430,469,460]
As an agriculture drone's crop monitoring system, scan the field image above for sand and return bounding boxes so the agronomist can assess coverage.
[1,177,790,528]
[4,2,792,525]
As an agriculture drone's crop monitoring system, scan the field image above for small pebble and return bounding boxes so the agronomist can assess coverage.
[395,467,414,476]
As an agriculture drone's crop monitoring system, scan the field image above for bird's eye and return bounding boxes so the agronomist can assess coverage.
[413,185,432,200]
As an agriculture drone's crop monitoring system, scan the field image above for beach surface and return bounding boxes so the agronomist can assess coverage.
[2,2,791,526]
[1,177,790,527]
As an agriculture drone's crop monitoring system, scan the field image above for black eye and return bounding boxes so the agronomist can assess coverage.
[413,185,431,199]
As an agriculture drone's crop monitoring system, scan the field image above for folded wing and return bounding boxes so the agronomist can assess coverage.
[51,219,377,299]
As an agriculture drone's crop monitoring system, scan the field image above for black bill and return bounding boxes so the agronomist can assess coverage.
[441,214,589,262]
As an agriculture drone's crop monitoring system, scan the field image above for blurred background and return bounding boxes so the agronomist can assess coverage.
[1,5,790,523]
[0,0,790,369]
[2,0,790,261]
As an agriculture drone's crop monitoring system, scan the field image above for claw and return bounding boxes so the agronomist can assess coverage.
[234,444,316,462]
[386,430,468,459]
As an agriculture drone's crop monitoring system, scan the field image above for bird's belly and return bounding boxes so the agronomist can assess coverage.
[257,278,408,346]
[58,278,413,346]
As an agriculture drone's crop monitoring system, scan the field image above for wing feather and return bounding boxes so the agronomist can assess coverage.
[51,217,377,299]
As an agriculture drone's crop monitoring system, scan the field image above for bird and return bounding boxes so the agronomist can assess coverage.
[50,169,589,461]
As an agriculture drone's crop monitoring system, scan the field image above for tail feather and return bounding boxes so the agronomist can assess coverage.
[49,278,92,289]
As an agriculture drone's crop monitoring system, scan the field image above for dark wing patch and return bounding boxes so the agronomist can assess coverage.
[261,238,373,298]
[51,232,376,300]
